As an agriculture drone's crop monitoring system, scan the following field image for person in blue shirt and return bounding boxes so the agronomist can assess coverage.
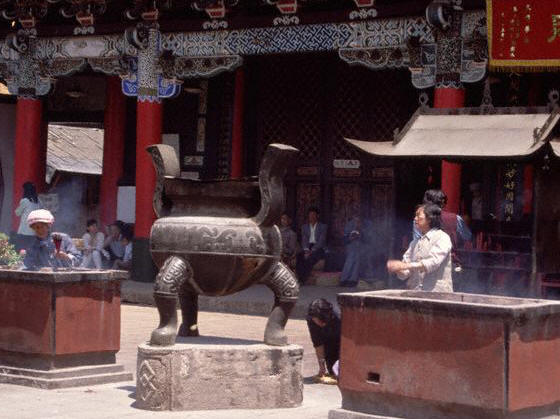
[340,213,375,287]
[23,209,82,270]
[412,189,472,243]
[296,207,328,283]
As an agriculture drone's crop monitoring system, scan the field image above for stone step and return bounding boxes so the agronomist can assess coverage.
[0,365,133,389]
[0,363,126,379]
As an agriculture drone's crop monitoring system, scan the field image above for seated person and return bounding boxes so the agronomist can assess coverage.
[112,227,132,270]
[340,213,375,287]
[296,207,327,284]
[279,213,298,269]
[103,221,125,266]
[307,298,340,384]
[80,219,108,269]
[23,209,82,270]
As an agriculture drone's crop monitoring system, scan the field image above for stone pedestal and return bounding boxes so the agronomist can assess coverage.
[136,337,303,411]
[0,269,132,389]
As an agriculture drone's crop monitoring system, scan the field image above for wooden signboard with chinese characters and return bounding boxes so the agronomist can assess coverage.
[487,0,560,70]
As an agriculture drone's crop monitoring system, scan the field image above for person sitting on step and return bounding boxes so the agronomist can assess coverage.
[296,206,327,284]
[112,226,133,271]
[80,219,109,270]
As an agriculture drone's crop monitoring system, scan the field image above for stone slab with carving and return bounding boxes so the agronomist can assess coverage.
[136,337,303,411]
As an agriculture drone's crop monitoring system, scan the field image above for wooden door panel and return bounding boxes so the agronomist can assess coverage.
[371,184,393,239]
[295,183,321,232]
[331,184,361,246]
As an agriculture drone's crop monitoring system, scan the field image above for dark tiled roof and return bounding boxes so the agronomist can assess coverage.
[46,124,103,181]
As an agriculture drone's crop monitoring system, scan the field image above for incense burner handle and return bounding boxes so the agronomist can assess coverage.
[253,143,299,228]
[146,144,181,218]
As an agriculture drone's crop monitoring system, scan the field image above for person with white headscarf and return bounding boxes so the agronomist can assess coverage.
[23,209,82,270]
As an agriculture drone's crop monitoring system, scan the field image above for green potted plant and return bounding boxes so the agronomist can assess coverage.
[0,233,22,268]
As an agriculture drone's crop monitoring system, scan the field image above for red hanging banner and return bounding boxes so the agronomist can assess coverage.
[487,0,560,71]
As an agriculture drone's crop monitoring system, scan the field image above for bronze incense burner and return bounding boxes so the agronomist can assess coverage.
[147,143,299,346]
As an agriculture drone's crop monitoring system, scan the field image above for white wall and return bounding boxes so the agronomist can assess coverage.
[117,186,136,223]
[0,103,16,235]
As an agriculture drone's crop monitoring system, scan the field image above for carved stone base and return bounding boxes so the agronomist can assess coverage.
[0,363,132,389]
[136,337,303,411]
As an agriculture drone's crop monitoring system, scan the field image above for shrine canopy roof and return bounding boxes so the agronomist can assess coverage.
[550,138,560,158]
[46,124,103,183]
[346,107,560,159]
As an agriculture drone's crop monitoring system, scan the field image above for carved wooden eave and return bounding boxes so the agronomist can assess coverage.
[338,9,488,89]
[338,47,407,69]
[0,10,487,96]
[162,55,242,79]
[0,29,88,96]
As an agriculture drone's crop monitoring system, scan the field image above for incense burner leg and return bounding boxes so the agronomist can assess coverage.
[178,291,199,337]
[261,262,299,346]
[150,256,190,346]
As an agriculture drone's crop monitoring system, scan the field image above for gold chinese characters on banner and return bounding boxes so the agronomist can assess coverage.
[487,0,560,70]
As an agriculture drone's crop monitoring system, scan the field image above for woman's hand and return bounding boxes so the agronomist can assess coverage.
[387,259,408,273]
[56,251,71,261]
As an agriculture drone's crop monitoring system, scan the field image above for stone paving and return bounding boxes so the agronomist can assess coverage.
[121,280,381,318]
[0,304,341,419]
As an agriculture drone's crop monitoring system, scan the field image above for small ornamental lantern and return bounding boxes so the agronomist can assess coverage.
[276,0,297,15]
[353,0,375,7]
[205,1,226,19]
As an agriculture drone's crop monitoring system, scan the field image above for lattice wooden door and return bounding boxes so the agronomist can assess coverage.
[250,53,417,267]
[254,54,326,165]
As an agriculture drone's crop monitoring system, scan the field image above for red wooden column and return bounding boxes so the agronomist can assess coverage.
[434,87,465,214]
[230,68,245,179]
[99,76,126,227]
[12,97,45,231]
[135,99,162,239]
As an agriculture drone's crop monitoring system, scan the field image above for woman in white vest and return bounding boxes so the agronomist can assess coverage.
[387,203,453,292]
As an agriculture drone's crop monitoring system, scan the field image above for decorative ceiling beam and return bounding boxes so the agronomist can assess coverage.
[16,12,489,61]
[10,12,488,59]
[0,10,486,96]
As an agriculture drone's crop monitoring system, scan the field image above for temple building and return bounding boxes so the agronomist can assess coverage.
[0,0,558,290]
